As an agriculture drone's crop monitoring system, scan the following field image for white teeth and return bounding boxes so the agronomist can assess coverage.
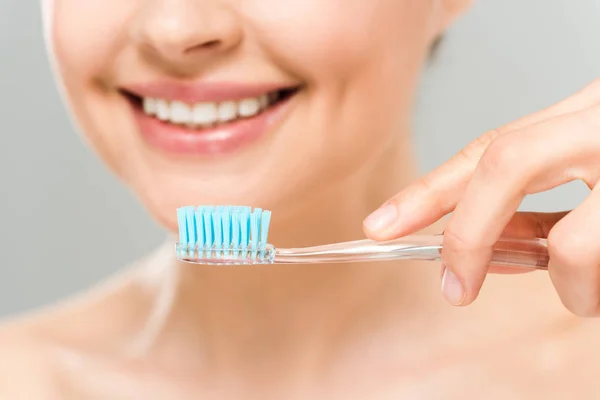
[218,101,238,123]
[238,98,260,117]
[170,101,192,124]
[141,91,283,127]
[143,98,157,115]
[156,100,170,121]
[193,103,218,126]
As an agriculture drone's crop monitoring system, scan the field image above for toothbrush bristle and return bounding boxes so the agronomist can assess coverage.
[176,205,273,263]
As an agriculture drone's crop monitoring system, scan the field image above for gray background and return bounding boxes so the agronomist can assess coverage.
[0,0,597,316]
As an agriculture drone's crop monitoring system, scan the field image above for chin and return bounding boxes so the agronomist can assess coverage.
[129,172,297,234]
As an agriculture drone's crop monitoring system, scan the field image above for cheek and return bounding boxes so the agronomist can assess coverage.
[51,0,133,79]
[250,0,432,170]
[249,1,374,81]
[49,0,137,174]
[249,0,432,80]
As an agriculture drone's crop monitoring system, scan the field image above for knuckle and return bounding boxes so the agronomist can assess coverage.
[458,129,500,163]
[562,106,600,186]
[476,129,502,147]
[394,175,435,205]
[478,136,522,176]
[546,230,587,267]
[414,175,435,196]
[443,226,477,251]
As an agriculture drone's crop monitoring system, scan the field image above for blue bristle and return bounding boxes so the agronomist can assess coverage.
[241,206,252,219]
[185,207,197,246]
[231,211,240,257]
[194,207,205,249]
[260,211,271,250]
[203,208,213,248]
[177,207,188,245]
[212,210,223,250]
[250,209,261,252]
[246,208,252,244]
[252,210,262,258]
[222,209,231,251]
[239,209,250,249]
[176,205,272,261]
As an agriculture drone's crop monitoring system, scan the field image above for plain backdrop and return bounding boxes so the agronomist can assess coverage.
[0,0,598,316]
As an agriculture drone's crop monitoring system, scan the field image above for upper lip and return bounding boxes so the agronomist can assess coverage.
[121,80,299,104]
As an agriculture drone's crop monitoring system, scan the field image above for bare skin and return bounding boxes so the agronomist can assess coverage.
[4,0,598,398]
[1,250,599,399]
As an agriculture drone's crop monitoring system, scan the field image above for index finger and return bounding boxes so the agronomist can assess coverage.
[363,80,600,241]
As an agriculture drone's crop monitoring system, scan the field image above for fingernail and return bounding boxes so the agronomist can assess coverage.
[364,203,398,232]
[441,266,466,306]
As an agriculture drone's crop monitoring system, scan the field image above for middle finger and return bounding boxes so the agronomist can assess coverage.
[440,107,600,306]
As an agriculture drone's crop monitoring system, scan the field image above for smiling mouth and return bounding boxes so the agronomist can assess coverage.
[122,86,300,132]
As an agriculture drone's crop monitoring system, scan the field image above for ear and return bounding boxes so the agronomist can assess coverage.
[432,0,473,36]
[41,0,55,50]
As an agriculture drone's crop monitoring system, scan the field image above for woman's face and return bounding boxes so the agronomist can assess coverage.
[44,0,468,231]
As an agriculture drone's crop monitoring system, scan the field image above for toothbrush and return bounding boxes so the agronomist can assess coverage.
[175,206,549,270]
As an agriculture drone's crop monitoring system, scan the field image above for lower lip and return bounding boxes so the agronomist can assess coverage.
[130,95,295,156]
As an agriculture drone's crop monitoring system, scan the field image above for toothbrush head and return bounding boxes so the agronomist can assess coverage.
[175,205,275,265]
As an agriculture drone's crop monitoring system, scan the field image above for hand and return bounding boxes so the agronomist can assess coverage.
[363,79,600,317]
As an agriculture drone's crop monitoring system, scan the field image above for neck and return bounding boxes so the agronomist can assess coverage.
[135,132,445,374]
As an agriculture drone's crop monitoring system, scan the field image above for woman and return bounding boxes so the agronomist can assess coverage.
[2,0,600,397]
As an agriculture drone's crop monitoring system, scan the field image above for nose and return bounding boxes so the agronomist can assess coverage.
[132,0,243,68]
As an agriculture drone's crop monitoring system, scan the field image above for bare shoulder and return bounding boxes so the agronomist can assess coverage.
[0,324,60,398]
[0,269,152,398]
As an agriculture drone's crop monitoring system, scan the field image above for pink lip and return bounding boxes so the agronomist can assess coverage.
[123,81,296,104]
[128,92,297,156]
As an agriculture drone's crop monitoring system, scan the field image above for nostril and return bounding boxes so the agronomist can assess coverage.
[186,39,221,53]
[202,40,220,48]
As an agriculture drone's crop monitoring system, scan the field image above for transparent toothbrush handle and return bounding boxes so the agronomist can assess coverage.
[274,235,549,270]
